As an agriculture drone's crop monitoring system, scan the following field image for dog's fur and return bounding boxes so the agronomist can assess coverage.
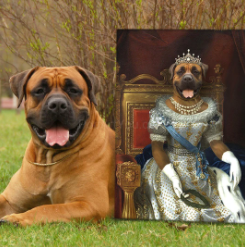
[0,66,115,226]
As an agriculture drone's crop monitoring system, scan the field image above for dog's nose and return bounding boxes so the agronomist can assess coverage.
[48,98,68,113]
[183,75,193,83]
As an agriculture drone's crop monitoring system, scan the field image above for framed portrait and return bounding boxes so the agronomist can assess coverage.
[115,30,245,223]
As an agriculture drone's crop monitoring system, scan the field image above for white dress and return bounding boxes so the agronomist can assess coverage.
[134,96,238,222]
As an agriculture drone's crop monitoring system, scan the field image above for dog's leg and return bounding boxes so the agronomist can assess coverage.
[0,194,16,218]
[1,201,108,226]
[0,169,52,222]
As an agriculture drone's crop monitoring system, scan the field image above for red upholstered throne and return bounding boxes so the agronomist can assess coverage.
[115,64,225,219]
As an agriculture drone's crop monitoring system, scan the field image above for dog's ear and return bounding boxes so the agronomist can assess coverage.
[9,67,39,108]
[169,63,176,80]
[75,66,101,106]
[200,63,208,78]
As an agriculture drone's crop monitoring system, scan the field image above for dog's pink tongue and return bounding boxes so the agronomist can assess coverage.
[183,89,194,98]
[46,126,69,146]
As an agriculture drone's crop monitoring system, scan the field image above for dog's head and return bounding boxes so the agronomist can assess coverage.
[169,62,208,99]
[9,66,100,149]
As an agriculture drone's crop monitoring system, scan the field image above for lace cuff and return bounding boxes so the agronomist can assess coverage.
[206,132,223,143]
[150,134,167,143]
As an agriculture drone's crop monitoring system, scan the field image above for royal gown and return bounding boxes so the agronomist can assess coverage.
[134,96,236,222]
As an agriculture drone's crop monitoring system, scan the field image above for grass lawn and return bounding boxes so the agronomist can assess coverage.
[0,110,245,246]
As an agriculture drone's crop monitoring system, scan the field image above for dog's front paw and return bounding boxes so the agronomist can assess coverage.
[0,219,10,225]
[1,214,30,227]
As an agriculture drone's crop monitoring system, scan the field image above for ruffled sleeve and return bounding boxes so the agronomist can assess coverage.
[202,112,223,143]
[148,108,169,143]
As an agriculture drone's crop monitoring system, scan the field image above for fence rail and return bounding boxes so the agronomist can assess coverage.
[1,97,24,109]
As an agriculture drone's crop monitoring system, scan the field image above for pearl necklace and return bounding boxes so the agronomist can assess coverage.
[170,97,204,115]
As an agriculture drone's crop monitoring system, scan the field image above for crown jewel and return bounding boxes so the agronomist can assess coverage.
[175,49,201,65]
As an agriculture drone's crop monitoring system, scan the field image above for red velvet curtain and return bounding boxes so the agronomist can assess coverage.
[117,30,245,147]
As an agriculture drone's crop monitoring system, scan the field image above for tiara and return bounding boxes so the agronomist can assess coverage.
[175,49,201,65]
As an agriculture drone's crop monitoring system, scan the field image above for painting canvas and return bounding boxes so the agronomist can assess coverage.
[115,30,245,223]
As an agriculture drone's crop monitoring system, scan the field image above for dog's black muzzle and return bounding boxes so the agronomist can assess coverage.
[180,74,197,90]
[27,94,89,148]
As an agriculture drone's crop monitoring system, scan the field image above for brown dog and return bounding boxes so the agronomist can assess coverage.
[153,60,233,182]
[167,62,230,158]
[151,62,213,170]
[152,59,234,171]
[0,66,115,226]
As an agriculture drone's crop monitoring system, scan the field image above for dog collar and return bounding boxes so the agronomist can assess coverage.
[26,151,78,167]
[170,97,204,115]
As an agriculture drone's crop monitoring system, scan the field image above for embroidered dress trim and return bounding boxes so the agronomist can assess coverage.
[167,146,194,156]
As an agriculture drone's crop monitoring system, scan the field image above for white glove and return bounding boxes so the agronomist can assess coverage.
[222,151,242,190]
[162,163,189,199]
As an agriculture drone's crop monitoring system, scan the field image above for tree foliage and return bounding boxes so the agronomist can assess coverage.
[0,0,244,125]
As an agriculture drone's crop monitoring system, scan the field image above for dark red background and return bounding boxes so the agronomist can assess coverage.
[117,30,245,147]
[133,109,150,148]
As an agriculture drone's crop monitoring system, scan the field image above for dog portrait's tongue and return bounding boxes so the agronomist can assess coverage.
[183,89,194,98]
[46,126,69,146]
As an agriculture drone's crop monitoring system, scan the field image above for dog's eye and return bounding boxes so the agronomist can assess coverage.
[69,88,79,94]
[177,71,184,76]
[35,88,45,96]
[65,86,82,98]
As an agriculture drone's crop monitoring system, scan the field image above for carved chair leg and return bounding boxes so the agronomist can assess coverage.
[116,161,141,219]
[122,188,137,219]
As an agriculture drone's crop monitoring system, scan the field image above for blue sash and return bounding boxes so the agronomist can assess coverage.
[160,115,209,180]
